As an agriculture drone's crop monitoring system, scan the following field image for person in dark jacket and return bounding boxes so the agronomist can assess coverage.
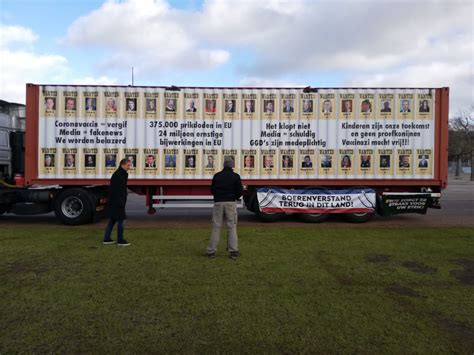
[207,157,243,259]
[103,158,131,246]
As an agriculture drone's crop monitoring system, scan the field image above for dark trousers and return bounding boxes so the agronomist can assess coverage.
[103,219,125,242]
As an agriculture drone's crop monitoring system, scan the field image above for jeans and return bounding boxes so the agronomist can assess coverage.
[104,219,125,242]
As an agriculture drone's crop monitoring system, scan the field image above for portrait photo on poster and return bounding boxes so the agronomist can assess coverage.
[186,99,197,112]
[225,99,236,113]
[45,97,55,110]
[106,97,117,113]
[165,154,177,168]
[145,154,156,168]
[244,99,255,113]
[105,154,117,168]
[166,99,177,112]
[85,154,96,168]
[146,98,156,112]
[302,99,313,113]
[85,97,97,111]
[65,97,76,111]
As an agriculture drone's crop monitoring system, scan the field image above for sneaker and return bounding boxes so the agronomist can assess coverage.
[229,251,240,259]
[207,252,216,259]
[102,239,116,245]
[117,240,131,246]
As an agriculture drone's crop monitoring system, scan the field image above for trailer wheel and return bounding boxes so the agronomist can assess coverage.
[253,192,284,222]
[296,186,329,223]
[298,212,329,223]
[255,208,284,222]
[54,188,93,225]
[344,185,377,223]
[344,211,375,223]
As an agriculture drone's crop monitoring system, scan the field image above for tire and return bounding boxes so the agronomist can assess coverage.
[344,211,376,223]
[255,207,285,222]
[253,191,284,222]
[298,212,329,223]
[0,204,7,215]
[344,185,377,223]
[296,186,330,223]
[54,188,93,225]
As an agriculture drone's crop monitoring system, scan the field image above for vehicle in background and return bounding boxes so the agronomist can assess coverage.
[0,100,25,182]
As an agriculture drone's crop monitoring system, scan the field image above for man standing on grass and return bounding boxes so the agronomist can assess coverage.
[103,158,131,246]
[207,158,243,259]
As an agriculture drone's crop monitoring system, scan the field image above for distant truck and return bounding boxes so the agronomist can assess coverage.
[0,84,449,224]
[0,100,25,181]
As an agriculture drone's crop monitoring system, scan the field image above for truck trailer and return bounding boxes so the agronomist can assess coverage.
[0,84,449,224]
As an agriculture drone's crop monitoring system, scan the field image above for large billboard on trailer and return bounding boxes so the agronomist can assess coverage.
[37,85,435,181]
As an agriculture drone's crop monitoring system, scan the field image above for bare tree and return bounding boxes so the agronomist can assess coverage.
[449,106,474,180]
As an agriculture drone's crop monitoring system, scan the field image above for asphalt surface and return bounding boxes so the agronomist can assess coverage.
[2,178,473,228]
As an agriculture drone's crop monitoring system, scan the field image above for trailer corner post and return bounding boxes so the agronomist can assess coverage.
[25,84,39,185]
[439,87,450,189]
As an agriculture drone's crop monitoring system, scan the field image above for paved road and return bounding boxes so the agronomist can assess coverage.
[2,179,473,227]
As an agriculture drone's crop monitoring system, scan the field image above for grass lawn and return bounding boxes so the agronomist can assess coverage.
[1,225,473,353]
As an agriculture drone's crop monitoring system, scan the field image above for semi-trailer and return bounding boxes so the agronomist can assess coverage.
[0,84,449,224]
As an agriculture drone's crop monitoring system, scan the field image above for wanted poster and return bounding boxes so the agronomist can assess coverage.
[223,93,239,119]
[299,149,316,175]
[262,94,277,120]
[184,149,200,176]
[396,149,413,175]
[319,93,336,119]
[300,93,316,119]
[338,149,354,176]
[242,93,257,119]
[125,92,139,118]
[359,93,375,119]
[416,149,432,175]
[204,93,219,118]
[61,148,78,175]
[83,91,98,118]
[165,92,179,119]
[184,93,199,119]
[340,93,355,119]
[144,149,159,175]
[241,149,258,177]
[144,92,159,119]
[281,94,296,120]
[357,149,374,176]
[279,149,296,175]
[397,93,414,119]
[163,148,179,174]
[261,149,277,175]
[41,148,57,175]
[104,148,119,175]
[318,149,335,175]
[377,149,393,176]
[379,93,394,119]
[417,93,433,119]
[83,148,98,175]
[104,91,119,118]
[43,89,58,117]
[222,149,239,174]
[203,149,219,175]
[63,91,78,118]
[124,148,139,175]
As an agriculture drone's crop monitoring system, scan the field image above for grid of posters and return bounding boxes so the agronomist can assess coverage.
[38,86,435,179]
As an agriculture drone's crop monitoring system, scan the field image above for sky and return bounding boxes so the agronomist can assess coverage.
[0,0,472,113]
